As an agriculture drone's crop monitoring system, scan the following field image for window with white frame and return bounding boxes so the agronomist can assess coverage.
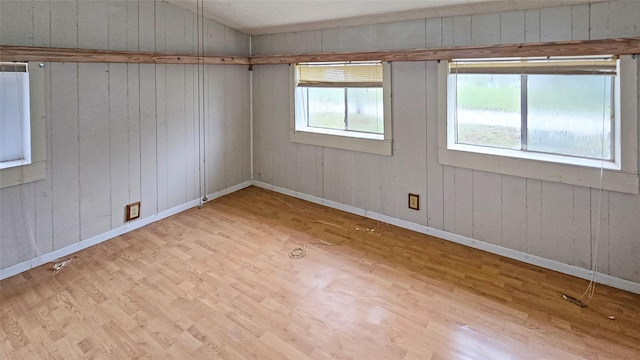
[291,61,392,156]
[438,55,639,194]
[0,62,31,168]
[0,62,46,188]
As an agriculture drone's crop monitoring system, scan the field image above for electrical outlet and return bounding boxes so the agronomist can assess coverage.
[126,201,141,221]
[408,193,419,210]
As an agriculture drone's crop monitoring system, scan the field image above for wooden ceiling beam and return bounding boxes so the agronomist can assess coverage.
[249,37,640,64]
[0,45,250,65]
[2,37,639,66]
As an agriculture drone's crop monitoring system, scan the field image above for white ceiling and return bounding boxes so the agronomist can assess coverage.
[164,0,598,36]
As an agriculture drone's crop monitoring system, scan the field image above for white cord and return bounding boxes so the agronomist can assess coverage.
[262,189,354,259]
[50,256,77,278]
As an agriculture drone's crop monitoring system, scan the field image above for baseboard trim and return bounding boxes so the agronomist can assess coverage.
[0,181,252,281]
[252,181,640,295]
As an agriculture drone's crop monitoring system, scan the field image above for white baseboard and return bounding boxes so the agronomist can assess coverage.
[0,181,252,281]
[252,181,640,295]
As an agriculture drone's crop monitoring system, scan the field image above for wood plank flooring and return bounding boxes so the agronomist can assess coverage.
[1,186,639,359]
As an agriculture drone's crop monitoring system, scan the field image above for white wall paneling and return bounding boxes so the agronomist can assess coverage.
[109,63,130,230]
[472,171,502,246]
[139,64,159,219]
[0,1,251,273]
[425,62,444,230]
[501,175,526,253]
[540,6,572,42]
[78,63,111,239]
[391,61,427,225]
[34,61,54,257]
[453,168,473,238]
[205,65,226,193]
[525,179,543,259]
[51,63,80,250]
[127,64,142,211]
[499,11,525,44]
[524,10,541,43]
[251,1,640,286]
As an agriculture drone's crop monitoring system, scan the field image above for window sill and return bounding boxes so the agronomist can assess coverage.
[290,129,392,155]
[438,146,639,194]
[0,160,46,189]
[448,143,621,170]
[0,159,32,170]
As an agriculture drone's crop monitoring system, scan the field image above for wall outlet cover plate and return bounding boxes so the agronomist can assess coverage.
[126,202,141,221]
[408,193,419,210]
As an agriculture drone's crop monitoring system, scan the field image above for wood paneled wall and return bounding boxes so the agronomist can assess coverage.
[0,1,250,269]
[251,1,640,283]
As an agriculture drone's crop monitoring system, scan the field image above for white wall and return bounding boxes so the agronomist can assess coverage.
[251,1,640,283]
[0,1,251,271]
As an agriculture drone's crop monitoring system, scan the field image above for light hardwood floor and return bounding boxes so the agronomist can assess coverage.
[1,186,639,359]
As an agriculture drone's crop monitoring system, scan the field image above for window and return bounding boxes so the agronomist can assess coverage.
[1,63,32,168]
[290,62,392,155]
[0,62,46,188]
[438,56,638,194]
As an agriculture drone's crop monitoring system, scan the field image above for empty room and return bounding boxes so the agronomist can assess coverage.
[1,0,640,358]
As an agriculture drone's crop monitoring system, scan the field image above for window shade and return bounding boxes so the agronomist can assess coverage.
[0,63,27,73]
[297,62,383,87]
[449,56,618,75]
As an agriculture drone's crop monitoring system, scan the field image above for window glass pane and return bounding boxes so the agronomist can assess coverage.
[346,88,383,134]
[0,71,30,163]
[527,75,612,160]
[307,87,345,130]
[454,74,521,149]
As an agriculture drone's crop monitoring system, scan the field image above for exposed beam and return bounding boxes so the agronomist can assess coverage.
[249,37,640,64]
[2,37,639,66]
[0,45,250,65]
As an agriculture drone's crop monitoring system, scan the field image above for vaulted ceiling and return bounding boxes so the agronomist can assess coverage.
[164,0,599,35]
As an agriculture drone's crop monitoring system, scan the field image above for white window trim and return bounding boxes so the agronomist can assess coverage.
[289,62,393,156]
[437,56,639,194]
[0,62,46,189]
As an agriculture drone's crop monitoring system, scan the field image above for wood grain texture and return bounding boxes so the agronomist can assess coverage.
[0,45,250,65]
[3,36,640,66]
[251,37,640,64]
[1,186,639,359]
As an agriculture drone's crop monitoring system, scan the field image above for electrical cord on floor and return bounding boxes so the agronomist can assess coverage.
[562,293,587,307]
[262,188,359,259]
[561,85,613,314]
[562,90,614,319]
[50,256,78,278]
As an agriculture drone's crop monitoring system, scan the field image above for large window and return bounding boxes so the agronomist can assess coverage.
[0,62,46,189]
[0,62,32,169]
[450,56,615,160]
[438,56,638,194]
[291,62,392,155]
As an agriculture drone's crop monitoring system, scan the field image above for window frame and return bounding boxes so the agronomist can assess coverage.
[438,55,639,194]
[0,63,32,168]
[290,62,393,156]
[0,62,46,189]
